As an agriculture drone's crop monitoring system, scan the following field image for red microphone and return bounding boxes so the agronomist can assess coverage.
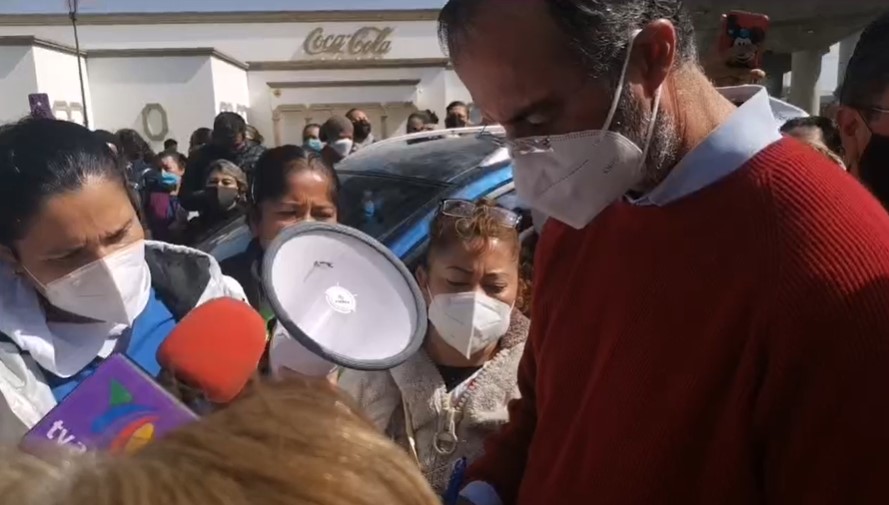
[157,298,267,405]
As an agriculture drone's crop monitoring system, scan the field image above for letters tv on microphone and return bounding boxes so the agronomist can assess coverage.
[21,354,197,455]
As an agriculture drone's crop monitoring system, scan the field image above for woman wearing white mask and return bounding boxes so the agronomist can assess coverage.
[340,199,529,495]
[0,118,246,442]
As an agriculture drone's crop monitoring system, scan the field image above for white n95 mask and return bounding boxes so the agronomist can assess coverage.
[510,30,662,230]
[427,290,512,359]
[330,138,354,158]
[32,240,151,326]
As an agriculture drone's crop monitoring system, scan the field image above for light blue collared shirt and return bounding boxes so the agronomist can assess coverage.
[460,86,800,505]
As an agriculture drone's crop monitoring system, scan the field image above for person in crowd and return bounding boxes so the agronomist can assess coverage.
[246,124,265,146]
[445,101,472,129]
[221,146,339,322]
[115,128,157,186]
[185,159,248,245]
[347,108,376,151]
[144,151,189,243]
[836,11,889,205]
[407,110,440,134]
[318,115,354,168]
[163,138,178,153]
[180,113,266,212]
[302,122,323,152]
[781,116,847,169]
[0,118,245,442]
[0,379,440,505]
[340,199,529,495]
[781,116,845,157]
[439,1,889,504]
[189,127,213,154]
[93,129,122,158]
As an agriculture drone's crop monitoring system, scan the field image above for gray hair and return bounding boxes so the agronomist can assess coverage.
[206,159,247,191]
[439,0,698,84]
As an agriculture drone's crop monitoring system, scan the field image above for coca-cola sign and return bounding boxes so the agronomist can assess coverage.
[302,26,394,58]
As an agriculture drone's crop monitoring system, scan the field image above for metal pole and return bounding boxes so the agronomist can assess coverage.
[69,1,89,128]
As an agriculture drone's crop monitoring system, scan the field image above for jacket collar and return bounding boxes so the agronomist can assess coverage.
[388,310,529,430]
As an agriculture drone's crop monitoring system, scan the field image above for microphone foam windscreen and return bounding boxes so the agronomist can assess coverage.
[157,298,267,403]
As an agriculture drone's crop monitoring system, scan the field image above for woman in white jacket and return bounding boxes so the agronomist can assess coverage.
[0,119,245,441]
[340,198,530,494]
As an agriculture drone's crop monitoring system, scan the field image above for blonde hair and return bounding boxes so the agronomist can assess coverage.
[804,140,847,170]
[0,379,438,505]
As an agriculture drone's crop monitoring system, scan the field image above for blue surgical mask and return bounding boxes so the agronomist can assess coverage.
[161,171,181,188]
[304,139,323,152]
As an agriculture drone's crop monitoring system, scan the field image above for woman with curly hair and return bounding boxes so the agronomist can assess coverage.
[340,198,529,496]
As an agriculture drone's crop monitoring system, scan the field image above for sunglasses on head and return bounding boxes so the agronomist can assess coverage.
[438,199,521,228]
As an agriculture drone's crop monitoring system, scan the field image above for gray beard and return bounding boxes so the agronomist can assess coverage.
[609,84,681,192]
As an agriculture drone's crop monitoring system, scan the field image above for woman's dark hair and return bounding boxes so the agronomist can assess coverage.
[0,118,133,247]
[190,127,213,149]
[427,199,520,262]
[248,145,340,218]
[116,128,157,164]
[408,110,440,127]
[93,129,122,157]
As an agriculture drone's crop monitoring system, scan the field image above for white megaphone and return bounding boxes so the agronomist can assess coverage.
[262,222,427,376]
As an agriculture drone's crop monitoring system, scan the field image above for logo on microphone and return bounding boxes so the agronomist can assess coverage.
[91,380,159,454]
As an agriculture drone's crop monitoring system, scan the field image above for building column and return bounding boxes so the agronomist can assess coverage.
[837,31,862,93]
[789,49,824,116]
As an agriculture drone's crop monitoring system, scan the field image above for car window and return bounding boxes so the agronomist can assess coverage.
[339,134,502,183]
[338,172,452,241]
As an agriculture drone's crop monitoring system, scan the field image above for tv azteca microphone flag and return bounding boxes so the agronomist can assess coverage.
[21,354,197,454]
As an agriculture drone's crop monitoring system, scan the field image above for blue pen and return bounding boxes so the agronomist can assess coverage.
[442,457,467,505]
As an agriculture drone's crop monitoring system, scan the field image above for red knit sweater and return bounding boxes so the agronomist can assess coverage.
[467,138,889,504]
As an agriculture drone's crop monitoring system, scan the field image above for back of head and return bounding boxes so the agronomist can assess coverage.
[839,11,889,111]
[781,116,845,157]
[190,127,213,150]
[0,380,439,505]
[213,112,248,142]
[320,115,354,142]
[0,119,126,248]
[115,128,156,163]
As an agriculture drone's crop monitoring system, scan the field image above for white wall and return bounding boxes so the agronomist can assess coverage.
[210,57,249,118]
[0,46,37,124]
[87,55,215,150]
[32,46,92,126]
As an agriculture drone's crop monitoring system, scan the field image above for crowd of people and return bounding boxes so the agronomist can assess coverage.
[0,1,888,504]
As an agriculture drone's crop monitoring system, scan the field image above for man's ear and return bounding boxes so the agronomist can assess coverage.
[836,106,867,173]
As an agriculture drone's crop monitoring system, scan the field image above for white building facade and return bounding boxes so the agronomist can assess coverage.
[0,9,468,149]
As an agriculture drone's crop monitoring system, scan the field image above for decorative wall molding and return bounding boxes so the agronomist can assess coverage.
[141,103,169,141]
[0,10,439,27]
[249,58,451,71]
[266,79,421,89]
[0,36,83,56]
[89,47,248,70]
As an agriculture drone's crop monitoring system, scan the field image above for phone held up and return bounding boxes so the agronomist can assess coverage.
[718,11,770,69]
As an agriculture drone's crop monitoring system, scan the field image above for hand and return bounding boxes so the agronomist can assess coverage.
[701,42,766,87]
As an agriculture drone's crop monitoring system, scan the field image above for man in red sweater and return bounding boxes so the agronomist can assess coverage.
[439,1,889,504]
